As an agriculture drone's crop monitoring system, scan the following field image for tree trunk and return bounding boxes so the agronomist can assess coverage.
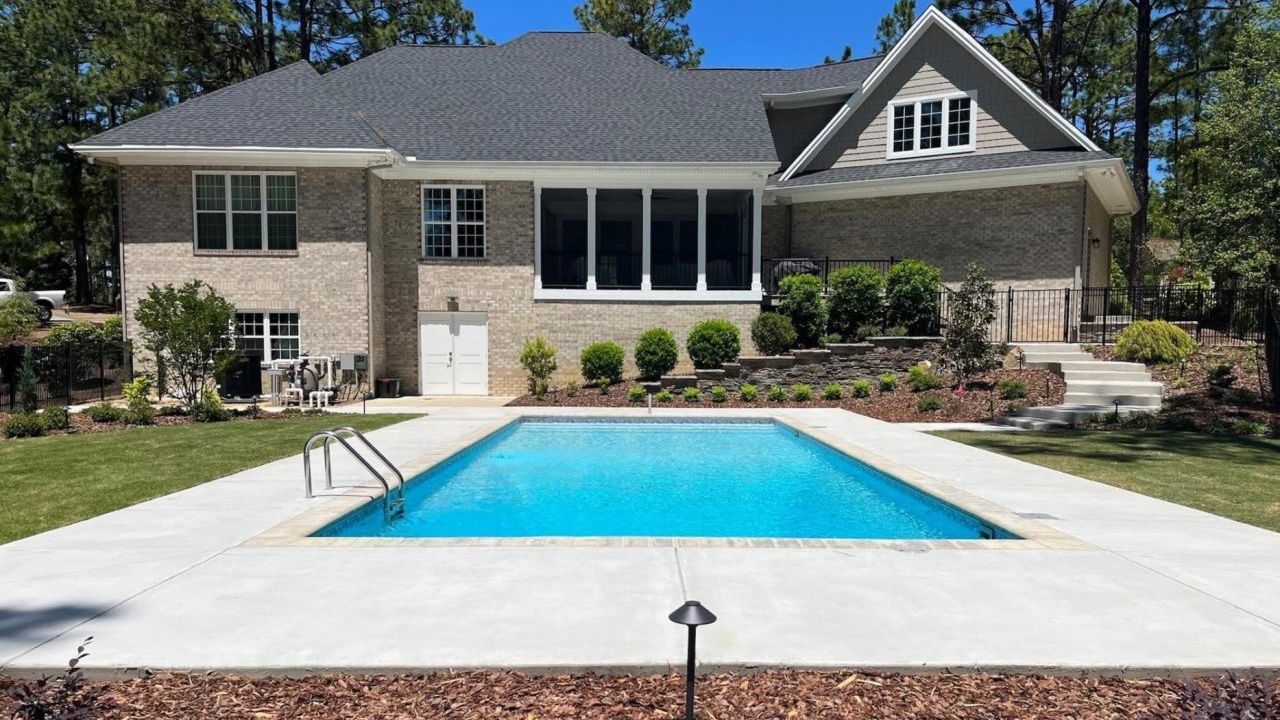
[1047,0,1069,112]
[69,153,91,305]
[298,0,312,62]
[1130,0,1152,287]
[267,0,277,70]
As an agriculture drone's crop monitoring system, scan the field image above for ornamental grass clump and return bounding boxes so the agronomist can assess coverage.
[998,379,1029,400]
[908,363,944,392]
[710,386,729,403]
[655,389,674,403]
[850,379,872,398]
[627,385,646,403]
[739,384,759,402]
[823,383,844,400]
[792,384,813,401]
[682,387,701,403]
[767,384,787,402]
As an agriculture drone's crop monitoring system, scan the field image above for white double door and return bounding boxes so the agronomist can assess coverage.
[419,312,488,395]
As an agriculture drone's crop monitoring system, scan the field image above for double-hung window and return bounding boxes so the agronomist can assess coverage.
[887,93,976,158]
[235,311,300,361]
[194,172,297,251]
[422,185,485,259]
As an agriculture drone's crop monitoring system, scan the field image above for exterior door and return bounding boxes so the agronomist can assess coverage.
[418,312,489,395]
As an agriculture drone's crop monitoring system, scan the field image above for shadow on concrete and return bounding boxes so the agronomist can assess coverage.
[0,604,110,645]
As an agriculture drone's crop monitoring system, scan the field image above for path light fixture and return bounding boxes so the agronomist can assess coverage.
[669,600,716,720]
[1113,398,1122,423]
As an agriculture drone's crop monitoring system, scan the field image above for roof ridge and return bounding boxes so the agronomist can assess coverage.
[688,54,883,73]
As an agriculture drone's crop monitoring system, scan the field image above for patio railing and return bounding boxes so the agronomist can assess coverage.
[762,257,898,295]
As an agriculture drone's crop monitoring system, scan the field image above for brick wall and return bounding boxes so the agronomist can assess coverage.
[120,166,370,359]
[768,182,1086,289]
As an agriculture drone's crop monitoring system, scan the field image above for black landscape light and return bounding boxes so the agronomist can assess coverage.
[669,600,716,720]
[1113,398,1123,422]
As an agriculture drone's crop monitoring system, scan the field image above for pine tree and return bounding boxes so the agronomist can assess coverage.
[875,0,918,53]
[573,0,704,68]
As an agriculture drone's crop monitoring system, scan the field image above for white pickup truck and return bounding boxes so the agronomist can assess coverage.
[0,278,66,323]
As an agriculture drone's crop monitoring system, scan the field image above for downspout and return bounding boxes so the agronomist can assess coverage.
[365,157,395,393]
[785,203,794,257]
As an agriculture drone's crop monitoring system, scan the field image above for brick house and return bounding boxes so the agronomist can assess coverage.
[73,7,1137,396]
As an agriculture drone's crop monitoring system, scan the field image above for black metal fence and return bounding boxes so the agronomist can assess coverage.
[1265,296,1280,407]
[763,257,898,295]
[936,284,1273,347]
[0,341,133,411]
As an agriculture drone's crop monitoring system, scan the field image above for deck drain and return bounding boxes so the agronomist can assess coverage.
[1015,512,1062,520]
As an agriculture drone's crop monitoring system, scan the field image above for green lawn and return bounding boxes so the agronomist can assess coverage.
[0,414,421,544]
[934,430,1280,532]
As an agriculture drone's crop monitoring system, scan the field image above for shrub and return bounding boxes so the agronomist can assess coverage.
[1223,387,1260,406]
[192,388,229,423]
[750,313,797,356]
[777,274,827,347]
[855,324,884,342]
[126,403,156,426]
[908,363,945,392]
[884,259,941,334]
[1113,320,1196,364]
[580,341,624,385]
[686,319,741,368]
[133,280,237,411]
[739,384,759,402]
[627,385,646,403]
[998,379,1028,400]
[41,406,70,430]
[850,379,872,398]
[634,327,678,381]
[1118,412,1158,430]
[84,402,124,423]
[5,639,102,719]
[655,388,674,403]
[3,412,45,438]
[1206,362,1236,395]
[792,384,813,401]
[1271,420,1280,439]
[17,346,38,414]
[0,292,39,344]
[1232,419,1268,436]
[519,336,558,398]
[821,332,843,346]
[1171,376,1190,390]
[123,375,151,406]
[823,383,844,400]
[595,377,612,395]
[827,265,885,340]
[941,262,999,384]
[879,373,899,392]
[880,325,908,337]
[157,404,187,417]
[710,386,729,403]
[767,384,787,402]
[565,379,580,396]
[916,394,942,412]
[682,387,701,403]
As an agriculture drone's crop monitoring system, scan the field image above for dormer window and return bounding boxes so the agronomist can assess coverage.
[887,92,976,159]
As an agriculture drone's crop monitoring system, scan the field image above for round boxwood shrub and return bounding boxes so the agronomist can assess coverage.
[827,265,885,340]
[750,313,797,356]
[686,318,741,369]
[884,259,942,335]
[1114,320,1196,364]
[777,274,827,347]
[580,341,625,384]
[633,327,679,380]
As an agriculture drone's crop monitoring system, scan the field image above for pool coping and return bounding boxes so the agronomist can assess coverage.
[245,412,1089,551]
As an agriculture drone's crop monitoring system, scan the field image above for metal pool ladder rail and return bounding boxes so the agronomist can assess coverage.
[303,426,406,520]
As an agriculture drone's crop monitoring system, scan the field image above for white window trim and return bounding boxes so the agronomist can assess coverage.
[885,90,978,160]
[191,170,297,252]
[420,184,486,259]
[532,184,762,303]
[234,310,301,362]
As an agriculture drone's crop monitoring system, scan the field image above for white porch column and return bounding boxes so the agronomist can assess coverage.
[696,188,707,292]
[751,187,763,293]
[533,186,543,291]
[586,188,597,291]
[641,188,652,292]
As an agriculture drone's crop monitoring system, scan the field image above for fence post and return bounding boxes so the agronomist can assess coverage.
[66,344,74,406]
[1004,287,1013,344]
[1197,288,1205,343]
[1063,288,1072,343]
[99,342,106,402]
[1102,287,1111,346]
[823,256,830,290]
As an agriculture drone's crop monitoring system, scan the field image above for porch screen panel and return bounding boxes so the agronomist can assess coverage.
[705,190,752,290]
[540,189,589,289]
[594,189,643,289]
[649,190,698,289]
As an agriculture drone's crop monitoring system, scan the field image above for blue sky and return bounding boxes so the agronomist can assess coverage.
[466,0,918,68]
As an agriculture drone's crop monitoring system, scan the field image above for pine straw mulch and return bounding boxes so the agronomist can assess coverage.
[12,670,1278,720]
[1086,344,1278,429]
[508,369,1064,424]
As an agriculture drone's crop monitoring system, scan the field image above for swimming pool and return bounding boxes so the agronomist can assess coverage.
[314,418,1011,540]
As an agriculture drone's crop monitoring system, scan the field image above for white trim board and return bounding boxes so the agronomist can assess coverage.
[72,144,397,167]
[779,6,1102,182]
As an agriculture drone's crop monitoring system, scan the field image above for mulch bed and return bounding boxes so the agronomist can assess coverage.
[508,369,1064,423]
[0,405,328,440]
[6,670,1277,719]
[1086,344,1278,429]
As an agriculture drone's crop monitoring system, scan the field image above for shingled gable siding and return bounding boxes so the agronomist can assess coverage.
[808,24,1075,173]
[119,165,371,359]
[375,178,758,396]
[782,182,1086,289]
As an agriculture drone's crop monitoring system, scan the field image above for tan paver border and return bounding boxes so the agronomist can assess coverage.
[247,411,1089,551]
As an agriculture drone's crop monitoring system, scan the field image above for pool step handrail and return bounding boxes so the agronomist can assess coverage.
[302,428,405,520]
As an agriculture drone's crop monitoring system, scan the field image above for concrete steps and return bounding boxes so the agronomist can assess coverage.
[1001,343,1164,429]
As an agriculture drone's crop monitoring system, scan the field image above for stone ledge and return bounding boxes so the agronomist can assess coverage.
[694,368,726,381]
[739,356,796,370]
[721,362,742,378]
[827,343,874,356]
[793,349,833,365]
[867,336,941,349]
[660,375,699,388]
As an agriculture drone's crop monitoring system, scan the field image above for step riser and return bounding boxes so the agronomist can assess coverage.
[1067,382,1164,395]
[1062,371,1152,382]
[998,417,1069,430]
[1021,354,1093,363]
[1064,393,1162,408]
[1047,361,1151,373]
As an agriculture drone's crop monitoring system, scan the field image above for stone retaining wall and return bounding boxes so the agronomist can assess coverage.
[661,337,942,390]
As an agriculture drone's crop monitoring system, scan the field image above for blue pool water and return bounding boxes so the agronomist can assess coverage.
[315,419,1009,540]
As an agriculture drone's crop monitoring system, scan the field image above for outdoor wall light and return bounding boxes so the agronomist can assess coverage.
[1090,235,1101,249]
[669,600,717,720]
[446,296,460,312]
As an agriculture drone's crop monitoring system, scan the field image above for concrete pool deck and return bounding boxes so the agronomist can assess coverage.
[3,407,1280,674]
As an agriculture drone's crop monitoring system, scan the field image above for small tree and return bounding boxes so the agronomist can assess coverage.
[0,292,39,344]
[18,346,39,413]
[519,336,557,398]
[941,262,998,386]
[133,281,236,411]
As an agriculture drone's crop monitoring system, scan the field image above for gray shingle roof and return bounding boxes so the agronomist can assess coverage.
[80,62,386,149]
[770,149,1117,188]
[79,33,883,163]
